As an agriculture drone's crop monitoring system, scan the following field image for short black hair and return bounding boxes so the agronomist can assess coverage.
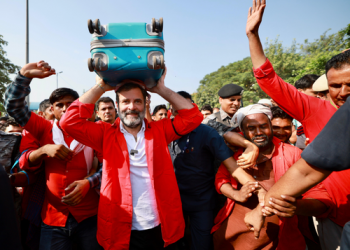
[294,74,320,90]
[201,104,213,113]
[96,97,115,111]
[152,105,167,115]
[0,117,9,122]
[0,118,20,132]
[115,83,147,105]
[39,99,51,112]
[271,106,293,122]
[326,50,350,75]
[177,91,192,102]
[49,88,79,105]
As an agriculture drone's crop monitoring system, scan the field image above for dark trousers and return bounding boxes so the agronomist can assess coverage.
[179,210,214,250]
[39,214,102,250]
[0,166,22,250]
[129,225,177,250]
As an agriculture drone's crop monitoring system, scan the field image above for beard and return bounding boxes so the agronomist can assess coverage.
[118,108,145,128]
[251,134,272,148]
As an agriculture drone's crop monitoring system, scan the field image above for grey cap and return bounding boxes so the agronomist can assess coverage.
[218,84,244,98]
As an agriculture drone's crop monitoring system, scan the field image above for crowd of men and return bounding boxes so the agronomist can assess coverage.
[1,1,350,250]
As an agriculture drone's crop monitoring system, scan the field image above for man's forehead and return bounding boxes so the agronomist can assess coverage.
[243,113,270,124]
[99,101,114,107]
[271,117,292,125]
[327,65,350,84]
[54,95,76,104]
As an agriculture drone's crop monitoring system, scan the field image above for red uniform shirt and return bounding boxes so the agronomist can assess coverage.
[254,59,350,227]
[19,113,99,227]
[61,100,203,250]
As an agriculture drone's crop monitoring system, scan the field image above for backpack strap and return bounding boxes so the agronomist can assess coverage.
[10,150,30,185]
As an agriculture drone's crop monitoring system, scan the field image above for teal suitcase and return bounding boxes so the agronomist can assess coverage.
[87,18,165,88]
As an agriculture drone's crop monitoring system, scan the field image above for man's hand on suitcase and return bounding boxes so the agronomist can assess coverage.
[147,67,167,93]
[20,60,56,79]
[95,75,116,92]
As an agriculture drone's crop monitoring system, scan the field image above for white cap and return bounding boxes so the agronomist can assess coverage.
[312,74,328,92]
[258,99,272,107]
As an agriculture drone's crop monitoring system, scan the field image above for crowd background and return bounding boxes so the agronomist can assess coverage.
[1,1,350,250]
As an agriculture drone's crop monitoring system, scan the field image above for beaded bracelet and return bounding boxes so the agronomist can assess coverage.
[96,83,105,92]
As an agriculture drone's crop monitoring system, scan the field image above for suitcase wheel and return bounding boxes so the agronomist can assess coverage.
[87,57,101,72]
[152,55,165,70]
[87,19,94,34]
[87,19,102,34]
[151,17,163,33]
[94,19,102,35]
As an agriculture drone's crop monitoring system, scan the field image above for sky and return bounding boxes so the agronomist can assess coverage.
[1,0,350,110]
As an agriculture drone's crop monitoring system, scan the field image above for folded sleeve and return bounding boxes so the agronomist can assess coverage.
[215,164,233,194]
[4,73,32,127]
[301,98,350,171]
[253,59,321,123]
[19,130,44,171]
[60,100,105,153]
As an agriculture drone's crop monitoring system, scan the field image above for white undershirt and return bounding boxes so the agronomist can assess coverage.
[120,121,160,231]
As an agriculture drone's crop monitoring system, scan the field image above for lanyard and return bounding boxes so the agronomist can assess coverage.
[330,99,339,110]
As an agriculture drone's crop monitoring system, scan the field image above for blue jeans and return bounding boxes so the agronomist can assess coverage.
[39,214,102,250]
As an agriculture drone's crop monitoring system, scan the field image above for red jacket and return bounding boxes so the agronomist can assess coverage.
[19,113,99,227]
[60,100,203,250]
[254,59,350,227]
[213,138,314,250]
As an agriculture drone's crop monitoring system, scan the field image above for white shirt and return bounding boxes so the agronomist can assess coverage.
[120,121,160,230]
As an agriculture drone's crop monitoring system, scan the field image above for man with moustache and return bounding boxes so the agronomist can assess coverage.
[243,1,350,248]
[95,97,117,124]
[60,68,204,249]
[203,84,244,127]
[270,106,293,144]
[213,104,309,250]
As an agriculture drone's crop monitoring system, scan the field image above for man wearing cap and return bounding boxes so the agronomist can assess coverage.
[313,74,331,101]
[244,1,350,248]
[203,84,244,126]
[214,104,331,249]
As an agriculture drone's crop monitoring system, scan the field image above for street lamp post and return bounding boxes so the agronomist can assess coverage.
[56,71,63,89]
[25,0,30,108]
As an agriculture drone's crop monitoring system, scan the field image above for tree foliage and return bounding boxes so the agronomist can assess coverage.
[0,35,20,108]
[194,24,350,107]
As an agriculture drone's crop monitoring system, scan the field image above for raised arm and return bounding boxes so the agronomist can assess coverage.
[245,0,320,123]
[148,67,194,111]
[246,0,266,69]
[5,61,55,128]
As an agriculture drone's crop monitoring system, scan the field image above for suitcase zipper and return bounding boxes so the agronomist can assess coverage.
[90,39,165,51]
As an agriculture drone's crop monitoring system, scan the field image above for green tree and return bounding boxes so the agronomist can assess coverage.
[0,35,20,107]
[194,24,349,107]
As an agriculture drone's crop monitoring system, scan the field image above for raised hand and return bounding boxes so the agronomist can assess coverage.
[95,75,116,92]
[246,0,266,36]
[148,66,167,93]
[20,60,56,79]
